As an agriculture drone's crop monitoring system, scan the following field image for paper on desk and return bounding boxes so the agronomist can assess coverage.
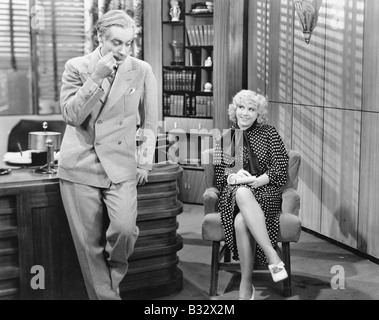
[3,150,60,164]
[3,150,32,164]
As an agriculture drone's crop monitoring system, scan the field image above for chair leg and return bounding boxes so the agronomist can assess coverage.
[209,241,221,296]
[224,245,231,262]
[282,242,292,297]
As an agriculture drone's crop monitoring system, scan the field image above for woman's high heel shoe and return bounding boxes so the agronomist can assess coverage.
[250,285,255,300]
[239,285,255,300]
[268,261,288,282]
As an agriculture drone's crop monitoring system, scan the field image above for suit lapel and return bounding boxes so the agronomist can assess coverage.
[100,78,112,104]
[78,49,138,109]
[103,56,138,110]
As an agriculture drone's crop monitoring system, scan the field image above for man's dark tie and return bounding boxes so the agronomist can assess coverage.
[108,67,118,84]
[107,72,115,85]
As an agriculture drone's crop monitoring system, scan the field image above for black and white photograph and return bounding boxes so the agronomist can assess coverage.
[0,0,378,308]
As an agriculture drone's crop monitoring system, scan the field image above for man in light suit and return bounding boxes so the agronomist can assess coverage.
[58,10,158,300]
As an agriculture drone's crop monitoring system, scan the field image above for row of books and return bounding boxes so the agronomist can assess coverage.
[163,94,213,118]
[163,69,198,92]
[191,1,214,14]
[186,25,214,46]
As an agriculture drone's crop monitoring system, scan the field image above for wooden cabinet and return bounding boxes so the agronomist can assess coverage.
[178,167,206,204]
[0,174,86,300]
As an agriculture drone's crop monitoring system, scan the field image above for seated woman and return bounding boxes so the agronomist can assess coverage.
[213,90,289,300]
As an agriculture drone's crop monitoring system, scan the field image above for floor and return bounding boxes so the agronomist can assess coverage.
[158,204,379,300]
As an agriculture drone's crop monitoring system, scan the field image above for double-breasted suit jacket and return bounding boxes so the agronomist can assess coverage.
[58,47,158,187]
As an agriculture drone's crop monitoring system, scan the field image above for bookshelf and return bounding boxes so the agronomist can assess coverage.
[161,0,215,204]
[162,0,214,120]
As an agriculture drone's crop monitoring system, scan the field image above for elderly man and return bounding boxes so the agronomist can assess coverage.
[58,10,158,300]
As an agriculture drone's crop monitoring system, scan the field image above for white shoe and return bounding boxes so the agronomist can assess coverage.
[239,285,255,300]
[268,261,288,282]
[250,285,255,300]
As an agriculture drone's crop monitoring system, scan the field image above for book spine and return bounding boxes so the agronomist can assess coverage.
[186,27,194,46]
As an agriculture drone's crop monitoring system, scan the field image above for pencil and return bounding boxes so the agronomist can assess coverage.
[17,142,23,157]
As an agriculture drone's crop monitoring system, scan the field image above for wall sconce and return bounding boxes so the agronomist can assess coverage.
[294,0,322,44]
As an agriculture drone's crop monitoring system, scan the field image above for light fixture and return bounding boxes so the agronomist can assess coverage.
[294,0,322,45]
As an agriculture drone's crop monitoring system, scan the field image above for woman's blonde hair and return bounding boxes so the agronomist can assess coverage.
[228,90,268,125]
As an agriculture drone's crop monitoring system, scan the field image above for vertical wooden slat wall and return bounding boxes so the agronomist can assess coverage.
[248,0,379,259]
[213,0,247,131]
[213,0,230,131]
[267,1,294,150]
[359,0,379,258]
[247,0,269,96]
[291,0,326,233]
[143,0,163,120]
[320,0,363,248]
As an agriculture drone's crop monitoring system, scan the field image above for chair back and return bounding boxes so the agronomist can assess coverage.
[202,148,216,189]
[282,150,301,192]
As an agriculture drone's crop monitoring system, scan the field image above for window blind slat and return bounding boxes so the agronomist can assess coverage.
[36,0,85,114]
[1,0,85,115]
[0,0,30,70]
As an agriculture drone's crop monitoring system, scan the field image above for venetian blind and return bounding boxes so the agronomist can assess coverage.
[36,0,85,114]
[0,0,30,71]
[0,0,31,115]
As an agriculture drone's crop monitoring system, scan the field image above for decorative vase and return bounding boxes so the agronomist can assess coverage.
[170,0,181,22]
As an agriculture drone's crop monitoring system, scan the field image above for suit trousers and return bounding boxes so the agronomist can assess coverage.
[60,178,139,300]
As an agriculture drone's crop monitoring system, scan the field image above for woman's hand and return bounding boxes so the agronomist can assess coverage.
[249,173,270,189]
[236,169,251,177]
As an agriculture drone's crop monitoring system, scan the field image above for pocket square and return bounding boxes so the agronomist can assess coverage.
[128,88,136,95]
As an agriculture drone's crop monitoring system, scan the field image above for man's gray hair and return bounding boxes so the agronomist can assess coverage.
[96,10,135,38]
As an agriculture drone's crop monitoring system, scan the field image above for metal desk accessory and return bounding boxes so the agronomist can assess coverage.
[28,122,61,175]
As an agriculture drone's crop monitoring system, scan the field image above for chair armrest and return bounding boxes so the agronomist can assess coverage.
[282,188,300,217]
[203,187,220,215]
[278,212,301,242]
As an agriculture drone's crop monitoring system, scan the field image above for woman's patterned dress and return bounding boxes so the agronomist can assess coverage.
[214,123,288,266]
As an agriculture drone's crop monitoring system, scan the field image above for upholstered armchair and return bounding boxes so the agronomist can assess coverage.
[201,149,301,297]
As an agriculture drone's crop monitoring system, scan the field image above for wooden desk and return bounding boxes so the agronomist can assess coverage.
[0,162,183,300]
